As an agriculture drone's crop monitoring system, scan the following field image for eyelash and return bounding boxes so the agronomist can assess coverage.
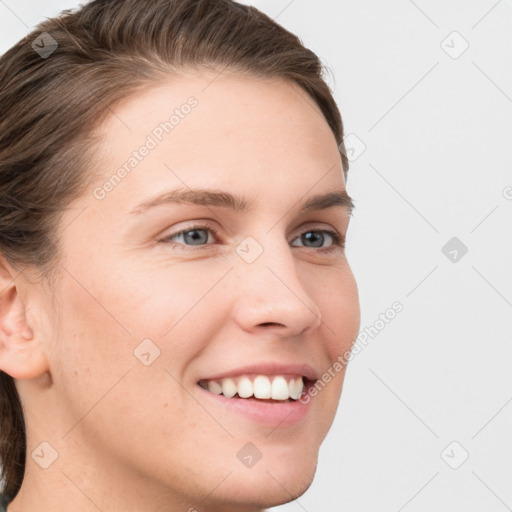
[160,223,345,253]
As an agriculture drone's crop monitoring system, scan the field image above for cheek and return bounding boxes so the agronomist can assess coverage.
[317,264,361,361]
[109,257,232,340]
[49,257,234,413]
[47,269,209,468]
[300,264,359,432]
[60,256,228,341]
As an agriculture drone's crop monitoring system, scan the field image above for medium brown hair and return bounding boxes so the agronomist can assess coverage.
[0,0,350,502]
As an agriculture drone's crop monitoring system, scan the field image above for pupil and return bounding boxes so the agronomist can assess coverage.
[303,231,323,248]
[185,229,207,245]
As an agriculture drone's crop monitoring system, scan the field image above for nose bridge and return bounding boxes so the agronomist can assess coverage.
[230,233,322,335]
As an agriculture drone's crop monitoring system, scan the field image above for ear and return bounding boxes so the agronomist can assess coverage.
[0,255,49,379]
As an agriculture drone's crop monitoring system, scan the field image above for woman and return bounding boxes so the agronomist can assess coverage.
[0,0,360,510]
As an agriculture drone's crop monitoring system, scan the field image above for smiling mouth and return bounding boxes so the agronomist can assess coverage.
[197,374,313,402]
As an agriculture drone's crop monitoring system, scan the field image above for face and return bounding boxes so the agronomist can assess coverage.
[11,71,360,511]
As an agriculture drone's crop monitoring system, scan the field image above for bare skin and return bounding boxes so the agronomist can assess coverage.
[0,70,360,512]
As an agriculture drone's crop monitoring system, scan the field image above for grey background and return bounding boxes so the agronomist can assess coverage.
[1,1,511,510]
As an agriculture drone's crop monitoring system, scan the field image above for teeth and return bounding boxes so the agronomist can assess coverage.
[288,378,295,397]
[291,378,304,400]
[271,376,289,400]
[201,374,306,401]
[253,375,271,399]
[208,380,222,395]
[237,377,254,398]
[221,378,237,398]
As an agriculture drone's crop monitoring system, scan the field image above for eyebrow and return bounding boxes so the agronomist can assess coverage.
[129,187,354,216]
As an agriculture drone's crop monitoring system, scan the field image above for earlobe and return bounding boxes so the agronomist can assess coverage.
[0,337,49,379]
[0,257,49,380]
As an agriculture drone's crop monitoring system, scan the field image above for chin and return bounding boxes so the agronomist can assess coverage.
[212,446,319,509]
[262,460,317,506]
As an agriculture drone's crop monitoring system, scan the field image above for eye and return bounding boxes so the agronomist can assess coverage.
[160,223,345,252]
[291,229,345,252]
[161,224,219,249]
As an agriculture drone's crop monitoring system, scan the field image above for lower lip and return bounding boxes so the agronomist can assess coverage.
[197,385,313,427]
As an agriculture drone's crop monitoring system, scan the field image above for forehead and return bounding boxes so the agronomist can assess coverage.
[86,70,345,215]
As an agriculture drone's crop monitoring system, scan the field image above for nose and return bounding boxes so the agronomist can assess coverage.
[230,236,323,338]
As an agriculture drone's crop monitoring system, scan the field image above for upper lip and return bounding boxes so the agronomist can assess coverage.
[198,362,319,382]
